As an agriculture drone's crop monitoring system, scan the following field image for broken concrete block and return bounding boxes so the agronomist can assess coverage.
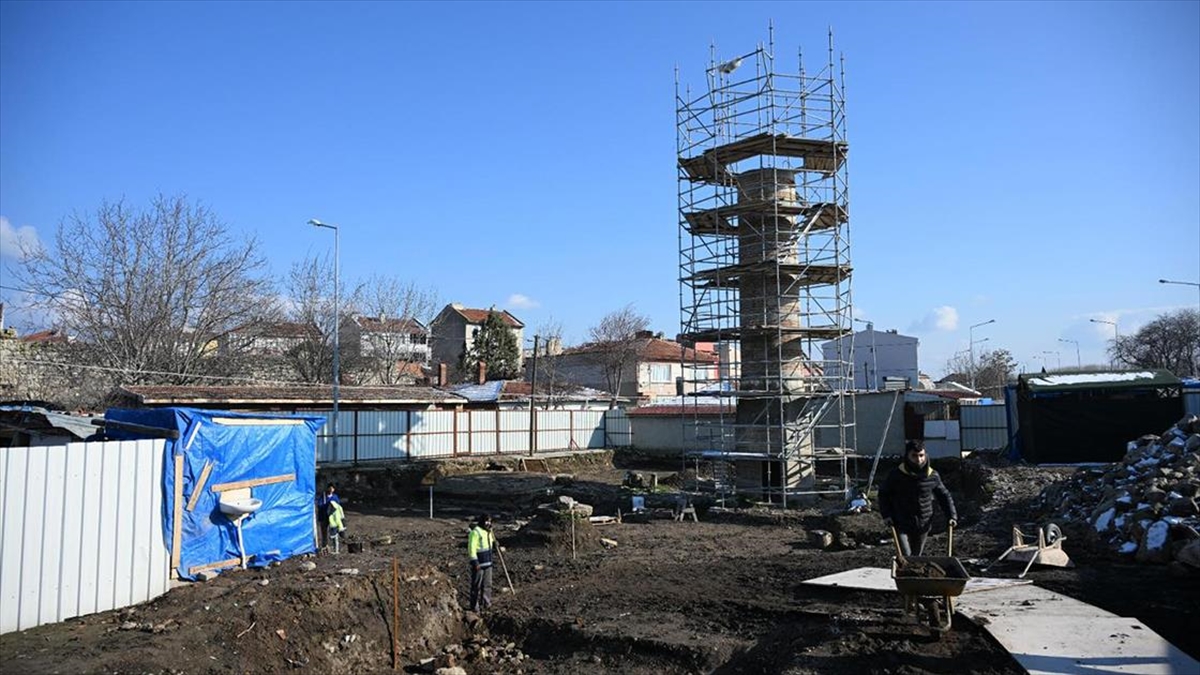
[1136,520,1171,564]
[808,529,834,549]
[1176,540,1200,569]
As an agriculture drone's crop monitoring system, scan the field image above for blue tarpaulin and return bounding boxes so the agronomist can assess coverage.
[105,407,325,580]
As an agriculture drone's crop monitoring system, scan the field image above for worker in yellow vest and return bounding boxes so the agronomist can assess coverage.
[467,514,495,612]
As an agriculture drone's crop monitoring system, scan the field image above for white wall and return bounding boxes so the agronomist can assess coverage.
[1,440,170,634]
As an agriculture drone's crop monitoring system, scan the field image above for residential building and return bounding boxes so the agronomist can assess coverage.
[429,303,524,373]
[550,332,720,402]
[345,315,431,364]
[220,321,316,356]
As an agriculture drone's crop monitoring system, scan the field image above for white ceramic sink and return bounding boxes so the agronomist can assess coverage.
[219,497,263,517]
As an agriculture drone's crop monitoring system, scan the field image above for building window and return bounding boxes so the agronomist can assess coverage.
[649,364,673,383]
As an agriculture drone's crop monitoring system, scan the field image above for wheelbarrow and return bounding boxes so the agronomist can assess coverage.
[987,522,1072,578]
[890,525,970,632]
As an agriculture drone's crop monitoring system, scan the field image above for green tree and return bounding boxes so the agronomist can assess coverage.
[460,311,520,381]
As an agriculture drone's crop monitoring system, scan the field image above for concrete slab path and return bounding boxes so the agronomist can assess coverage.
[802,567,1198,675]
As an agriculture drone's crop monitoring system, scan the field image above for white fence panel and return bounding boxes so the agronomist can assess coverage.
[536,411,573,451]
[1,440,169,635]
[574,410,607,448]
[498,411,531,454]
[467,412,497,456]
[410,411,455,459]
[355,411,409,461]
[605,410,632,447]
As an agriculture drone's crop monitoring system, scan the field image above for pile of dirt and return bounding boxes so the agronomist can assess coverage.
[508,510,603,555]
[896,559,947,578]
[1034,414,1200,566]
[0,556,466,674]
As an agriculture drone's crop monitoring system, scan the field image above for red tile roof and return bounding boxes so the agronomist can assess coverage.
[453,307,524,329]
[20,329,69,344]
[566,337,719,364]
[625,405,729,417]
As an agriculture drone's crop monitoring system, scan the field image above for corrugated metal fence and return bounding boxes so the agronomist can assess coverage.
[1,439,170,635]
[960,403,1009,451]
[304,409,632,463]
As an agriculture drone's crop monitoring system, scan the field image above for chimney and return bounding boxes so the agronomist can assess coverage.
[438,363,448,387]
[477,360,488,385]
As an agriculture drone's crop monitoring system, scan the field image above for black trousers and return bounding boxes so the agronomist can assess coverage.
[469,564,493,611]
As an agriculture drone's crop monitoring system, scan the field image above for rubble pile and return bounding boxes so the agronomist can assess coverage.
[421,636,530,674]
[1036,414,1200,568]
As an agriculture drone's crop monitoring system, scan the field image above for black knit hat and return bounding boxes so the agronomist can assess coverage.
[477,513,491,526]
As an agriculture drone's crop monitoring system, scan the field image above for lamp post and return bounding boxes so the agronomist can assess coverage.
[852,318,877,390]
[309,219,342,463]
[1043,350,1061,370]
[969,319,995,390]
[1058,338,1081,369]
[1089,318,1119,368]
[1158,278,1200,311]
[528,334,540,457]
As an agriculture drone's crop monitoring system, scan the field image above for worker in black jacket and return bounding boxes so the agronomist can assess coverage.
[879,440,957,556]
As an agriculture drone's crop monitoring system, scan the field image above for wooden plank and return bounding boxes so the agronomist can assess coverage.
[188,556,249,576]
[210,473,295,493]
[171,455,183,579]
[185,461,214,512]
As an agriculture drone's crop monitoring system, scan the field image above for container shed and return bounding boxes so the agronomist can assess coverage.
[104,407,325,580]
[1015,370,1182,463]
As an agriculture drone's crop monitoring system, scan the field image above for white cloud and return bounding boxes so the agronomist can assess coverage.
[908,306,959,333]
[0,216,41,259]
[506,293,539,310]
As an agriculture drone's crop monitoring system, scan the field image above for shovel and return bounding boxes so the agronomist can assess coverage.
[494,535,516,596]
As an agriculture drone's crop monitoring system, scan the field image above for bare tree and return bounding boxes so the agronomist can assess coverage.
[530,318,569,407]
[352,274,440,385]
[1111,309,1199,377]
[942,347,1017,398]
[283,253,358,384]
[586,305,651,401]
[17,195,277,388]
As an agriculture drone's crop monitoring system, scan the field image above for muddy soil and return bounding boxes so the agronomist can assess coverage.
[2,452,1198,674]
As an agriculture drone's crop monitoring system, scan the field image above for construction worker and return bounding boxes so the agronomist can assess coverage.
[317,483,342,552]
[879,440,957,556]
[467,513,495,613]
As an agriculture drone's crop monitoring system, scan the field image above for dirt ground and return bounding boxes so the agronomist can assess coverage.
[3,452,1199,674]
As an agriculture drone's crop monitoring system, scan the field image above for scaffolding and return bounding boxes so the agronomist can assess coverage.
[676,28,856,507]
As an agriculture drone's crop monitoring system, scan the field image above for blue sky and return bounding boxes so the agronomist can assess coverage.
[1,1,1197,378]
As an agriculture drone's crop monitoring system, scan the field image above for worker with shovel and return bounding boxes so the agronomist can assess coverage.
[467,514,496,613]
[879,440,957,556]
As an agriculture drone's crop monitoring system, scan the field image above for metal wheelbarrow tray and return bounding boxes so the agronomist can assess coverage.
[891,555,971,631]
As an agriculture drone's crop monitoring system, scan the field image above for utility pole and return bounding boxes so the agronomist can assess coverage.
[528,334,540,457]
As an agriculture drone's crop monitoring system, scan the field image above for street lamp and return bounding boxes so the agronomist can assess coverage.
[1042,350,1061,370]
[969,319,995,390]
[1058,338,1080,369]
[1158,278,1200,310]
[309,219,341,463]
[1089,318,1119,338]
[852,318,877,390]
